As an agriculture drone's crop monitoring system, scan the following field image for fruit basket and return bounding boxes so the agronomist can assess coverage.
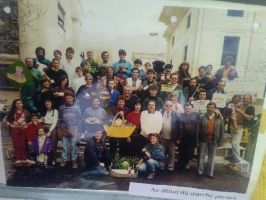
[103,113,136,138]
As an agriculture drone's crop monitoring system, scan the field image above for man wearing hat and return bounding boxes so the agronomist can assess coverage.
[112,49,133,79]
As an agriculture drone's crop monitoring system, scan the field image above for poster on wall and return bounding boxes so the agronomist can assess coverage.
[0,0,266,200]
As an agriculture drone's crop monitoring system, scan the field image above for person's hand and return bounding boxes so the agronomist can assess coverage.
[28,141,32,145]
[176,140,181,145]
[47,131,51,137]
[127,137,131,143]
[145,151,151,158]
[54,92,59,97]
[118,111,124,117]
[13,122,18,128]
[99,162,105,167]
[189,97,194,101]
[234,108,241,113]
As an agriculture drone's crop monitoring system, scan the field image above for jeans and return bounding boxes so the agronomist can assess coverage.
[231,126,243,161]
[62,136,78,161]
[198,142,216,176]
[138,159,164,174]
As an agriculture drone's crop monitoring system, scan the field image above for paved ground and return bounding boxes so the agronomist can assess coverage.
[1,125,250,193]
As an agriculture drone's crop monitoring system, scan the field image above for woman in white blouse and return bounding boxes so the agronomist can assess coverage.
[43,98,58,165]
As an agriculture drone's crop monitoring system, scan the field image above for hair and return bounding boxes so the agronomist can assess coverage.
[146,68,155,74]
[243,94,252,101]
[147,99,156,105]
[53,50,62,56]
[165,64,173,70]
[148,133,160,143]
[189,77,197,82]
[86,50,93,54]
[85,73,93,80]
[58,75,69,86]
[178,62,191,80]
[132,67,139,73]
[217,80,226,87]
[199,89,207,94]
[101,51,108,58]
[170,72,178,78]
[117,95,126,102]
[30,113,40,119]
[118,49,126,55]
[207,102,216,108]
[41,77,51,85]
[66,47,74,54]
[133,99,141,107]
[144,62,151,67]
[52,58,60,63]
[206,64,213,69]
[75,66,83,72]
[148,84,158,91]
[38,126,49,134]
[7,99,23,122]
[183,103,193,108]
[134,59,142,65]
[35,47,45,56]
[198,66,206,71]
[223,56,234,64]
[64,91,75,98]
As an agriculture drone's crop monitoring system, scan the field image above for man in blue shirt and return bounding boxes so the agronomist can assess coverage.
[112,49,133,79]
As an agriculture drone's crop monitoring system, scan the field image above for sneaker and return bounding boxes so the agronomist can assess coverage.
[229,158,240,163]
[72,161,78,169]
[60,161,66,167]
[147,172,155,179]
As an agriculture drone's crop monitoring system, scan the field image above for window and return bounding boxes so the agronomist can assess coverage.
[186,14,191,29]
[171,36,175,47]
[227,10,244,17]
[58,3,66,32]
[184,45,188,61]
[221,36,240,65]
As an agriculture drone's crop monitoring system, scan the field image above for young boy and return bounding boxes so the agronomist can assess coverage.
[142,85,163,111]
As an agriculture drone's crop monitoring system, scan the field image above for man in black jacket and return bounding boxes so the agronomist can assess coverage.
[84,129,111,173]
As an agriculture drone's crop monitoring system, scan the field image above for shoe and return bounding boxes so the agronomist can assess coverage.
[229,158,240,163]
[147,172,155,179]
[207,175,215,180]
[228,164,241,171]
[72,161,78,169]
[60,161,66,167]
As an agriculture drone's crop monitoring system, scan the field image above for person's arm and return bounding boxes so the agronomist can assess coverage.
[235,106,255,121]
[126,62,133,77]
[49,109,58,132]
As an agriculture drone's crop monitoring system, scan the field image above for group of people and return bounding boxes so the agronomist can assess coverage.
[3,46,255,180]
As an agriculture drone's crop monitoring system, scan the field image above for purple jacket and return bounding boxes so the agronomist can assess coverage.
[33,136,53,155]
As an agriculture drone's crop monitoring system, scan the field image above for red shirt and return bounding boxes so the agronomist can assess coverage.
[26,123,43,142]
[126,112,141,129]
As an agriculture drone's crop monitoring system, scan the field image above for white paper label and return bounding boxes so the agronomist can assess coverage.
[129,182,247,200]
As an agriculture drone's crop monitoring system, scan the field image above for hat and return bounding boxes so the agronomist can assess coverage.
[152,60,165,73]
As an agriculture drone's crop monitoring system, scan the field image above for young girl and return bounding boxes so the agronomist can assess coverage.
[26,114,43,164]
[33,127,53,167]
[170,94,184,113]
[4,99,30,165]
[43,98,58,165]
[107,80,120,107]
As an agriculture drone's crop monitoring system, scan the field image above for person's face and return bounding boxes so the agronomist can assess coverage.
[134,63,141,68]
[170,75,178,84]
[199,92,207,100]
[54,52,61,60]
[217,82,225,90]
[225,59,232,67]
[150,135,158,146]
[44,100,52,109]
[66,50,74,59]
[25,58,33,67]
[149,89,157,97]
[43,80,51,88]
[38,128,45,136]
[117,99,125,108]
[76,69,83,77]
[98,76,106,84]
[107,67,114,75]
[92,98,100,108]
[61,78,68,86]
[108,81,115,89]
[123,88,132,97]
[102,53,109,62]
[119,53,126,60]
[132,70,139,78]
[171,96,178,103]
[184,106,192,114]
[207,105,215,115]
[65,96,74,105]
[182,64,188,71]
[147,72,155,80]
[85,76,93,84]
[198,68,206,76]
[37,50,44,57]
[232,96,241,104]
[94,131,102,141]
[145,63,152,70]
[243,95,251,105]
[206,65,212,73]
[165,68,172,75]
[31,116,39,124]
[134,103,141,112]
[228,70,237,79]
[189,80,197,88]
[15,100,23,109]
[87,52,93,60]
[147,102,156,112]
[52,60,60,69]
[164,101,173,112]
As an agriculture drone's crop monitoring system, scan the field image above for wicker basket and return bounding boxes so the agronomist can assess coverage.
[104,113,136,138]
[109,169,138,178]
